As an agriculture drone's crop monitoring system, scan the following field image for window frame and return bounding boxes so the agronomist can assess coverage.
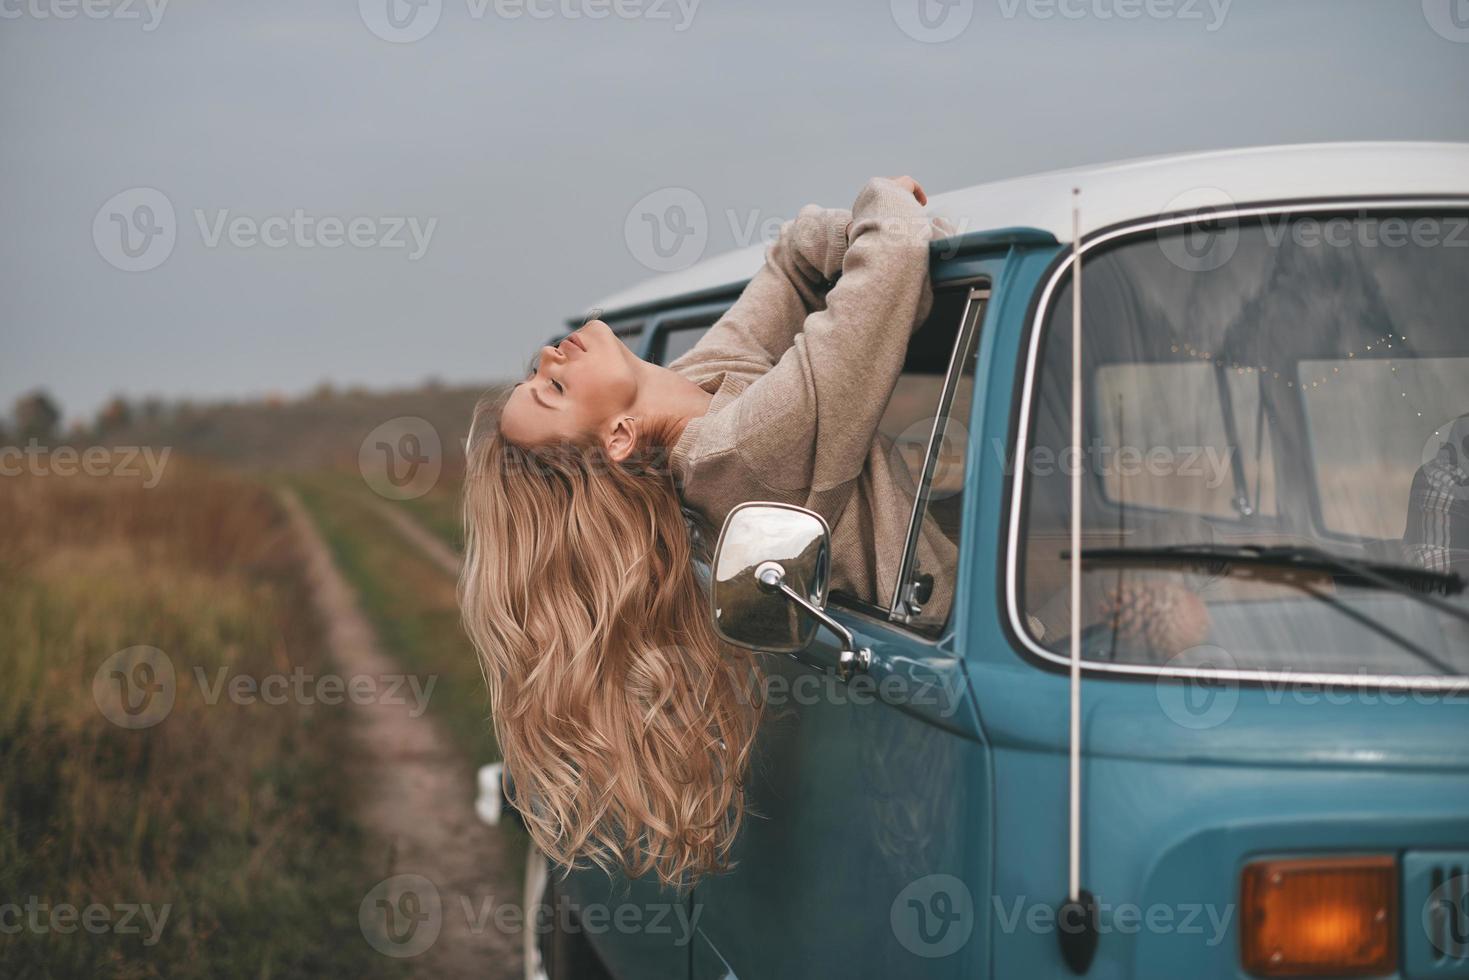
[1003,197,1469,692]
[887,283,990,627]
[1086,359,1284,525]
[640,303,730,364]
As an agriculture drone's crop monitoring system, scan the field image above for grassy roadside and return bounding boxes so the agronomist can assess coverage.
[394,478,463,554]
[286,469,497,769]
[0,462,395,979]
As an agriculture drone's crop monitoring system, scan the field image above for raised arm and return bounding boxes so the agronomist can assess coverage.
[680,177,935,515]
[667,204,851,378]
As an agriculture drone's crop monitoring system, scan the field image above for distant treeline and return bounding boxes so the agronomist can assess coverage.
[1,382,507,470]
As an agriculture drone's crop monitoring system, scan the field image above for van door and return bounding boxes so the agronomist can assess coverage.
[690,284,998,979]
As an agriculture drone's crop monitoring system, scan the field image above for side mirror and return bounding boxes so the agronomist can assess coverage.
[710,502,871,681]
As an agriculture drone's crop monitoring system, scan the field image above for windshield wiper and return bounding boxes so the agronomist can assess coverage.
[1071,543,1469,627]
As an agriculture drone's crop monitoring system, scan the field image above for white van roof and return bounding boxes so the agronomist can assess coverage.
[592,141,1469,317]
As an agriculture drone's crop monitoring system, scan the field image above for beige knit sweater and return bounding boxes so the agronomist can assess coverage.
[668,178,956,626]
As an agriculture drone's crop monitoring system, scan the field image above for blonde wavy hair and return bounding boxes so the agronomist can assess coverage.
[459,392,762,887]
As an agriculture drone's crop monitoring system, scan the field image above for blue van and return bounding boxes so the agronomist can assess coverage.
[524,143,1469,980]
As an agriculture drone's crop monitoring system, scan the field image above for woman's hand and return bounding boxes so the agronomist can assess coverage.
[884,175,928,206]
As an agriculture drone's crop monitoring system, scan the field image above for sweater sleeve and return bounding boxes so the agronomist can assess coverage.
[728,178,935,495]
[667,204,851,377]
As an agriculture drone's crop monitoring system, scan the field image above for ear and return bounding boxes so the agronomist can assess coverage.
[605,416,638,463]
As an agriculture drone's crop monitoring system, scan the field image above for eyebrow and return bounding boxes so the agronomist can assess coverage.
[514,381,552,410]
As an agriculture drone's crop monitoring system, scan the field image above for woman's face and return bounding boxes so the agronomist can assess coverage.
[500,319,642,449]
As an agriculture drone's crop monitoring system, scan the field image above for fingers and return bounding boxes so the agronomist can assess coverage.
[884,175,928,206]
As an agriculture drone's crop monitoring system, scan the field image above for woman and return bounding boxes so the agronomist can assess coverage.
[460,176,953,887]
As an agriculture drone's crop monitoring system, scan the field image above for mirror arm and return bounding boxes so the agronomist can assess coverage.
[756,562,872,681]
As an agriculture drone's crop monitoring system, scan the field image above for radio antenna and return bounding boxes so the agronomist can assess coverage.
[1058,187,1099,974]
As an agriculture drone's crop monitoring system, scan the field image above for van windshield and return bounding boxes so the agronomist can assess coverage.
[1017,209,1469,678]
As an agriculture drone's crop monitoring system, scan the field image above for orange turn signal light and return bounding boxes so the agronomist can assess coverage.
[1241,855,1398,977]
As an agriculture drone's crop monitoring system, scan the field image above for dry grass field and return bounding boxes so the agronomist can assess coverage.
[0,463,396,979]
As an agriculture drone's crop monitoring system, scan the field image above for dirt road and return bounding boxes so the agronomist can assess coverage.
[281,490,521,979]
[373,499,463,578]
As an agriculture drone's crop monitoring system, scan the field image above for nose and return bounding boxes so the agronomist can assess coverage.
[534,347,567,384]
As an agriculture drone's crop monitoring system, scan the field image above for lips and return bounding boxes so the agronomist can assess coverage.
[567,332,588,354]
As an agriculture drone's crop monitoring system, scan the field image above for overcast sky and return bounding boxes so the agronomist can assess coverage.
[2,0,1466,423]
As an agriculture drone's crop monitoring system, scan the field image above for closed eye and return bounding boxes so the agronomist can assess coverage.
[550,379,564,395]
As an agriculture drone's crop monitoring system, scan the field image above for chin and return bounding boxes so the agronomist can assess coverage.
[581,318,611,336]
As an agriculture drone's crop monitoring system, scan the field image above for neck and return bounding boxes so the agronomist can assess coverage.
[633,361,714,444]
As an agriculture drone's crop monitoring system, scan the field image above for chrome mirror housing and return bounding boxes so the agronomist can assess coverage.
[711,502,830,655]
[711,502,871,680]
